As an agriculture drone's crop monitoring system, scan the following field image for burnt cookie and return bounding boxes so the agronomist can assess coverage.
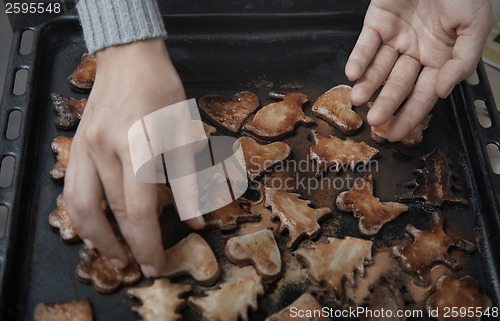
[310,131,378,176]
[51,93,87,130]
[205,199,261,231]
[336,175,408,235]
[426,276,491,321]
[312,84,363,134]
[76,242,141,294]
[371,114,432,148]
[265,293,330,321]
[296,236,373,300]
[162,233,220,286]
[69,53,96,91]
[189,273,264,321]
[48,193,107,242]
[239,136,291,180]
[245,92,314,139]
[398,148,468,207]
[392,212,475,285]
[127,278,191,321]
[50,136,73,181]
[198,91,259,133]
[360,277,408,321]
[225,229,281,282]
[265,188,331,249]
[33,298,93,321]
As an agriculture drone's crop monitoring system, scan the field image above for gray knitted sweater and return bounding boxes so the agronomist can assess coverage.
[77,0,167,54]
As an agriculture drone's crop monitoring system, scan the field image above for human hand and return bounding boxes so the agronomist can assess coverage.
[345,0,493,141]
[64,38,205,277]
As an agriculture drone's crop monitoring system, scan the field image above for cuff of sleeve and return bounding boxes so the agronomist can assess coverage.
[77,0,167,54]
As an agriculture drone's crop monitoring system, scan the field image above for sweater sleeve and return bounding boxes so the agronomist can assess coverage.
[76,0,167,54]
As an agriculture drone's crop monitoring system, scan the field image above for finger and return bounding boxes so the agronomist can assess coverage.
[386,67,439,141]
[345,25,381,81]
[64,145,129,268]
[350,44,398,106]
[436,34,488,98]
[367,54,421,126]
[119,154,165,277]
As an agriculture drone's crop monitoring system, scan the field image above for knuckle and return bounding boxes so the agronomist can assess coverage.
[84,125,104,146]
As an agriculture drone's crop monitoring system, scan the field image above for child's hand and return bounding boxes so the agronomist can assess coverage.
[346,0,493,141]
[63,38,205,277]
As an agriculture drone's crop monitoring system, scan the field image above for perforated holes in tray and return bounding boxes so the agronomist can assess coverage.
[474,99,492,128]
[19,29,34,56]
[13,69,28,96]
[0,156,15,188]
[6,110,21,140]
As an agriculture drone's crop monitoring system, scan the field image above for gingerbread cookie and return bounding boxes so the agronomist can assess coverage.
[76,242,141,293]
[426,276,491,321]
[48,193,107,242]
[50,136,73,181]
[68,53,96,91]
[296,236,373,299]
[51,93,87,130]
[198,91,259,133]
[205,199,261,231]
[265,188,331,248]
[312,85,362,134]
[189,273,264,321]
[245,92,314,139]
[225,229,281,282]
[336,175,408,235]
[239,136,291,179]
[127,278,191,321]
[162,233,220,286]
[392,212,475,285]
[398,148,468,207]
[310,131,378,176]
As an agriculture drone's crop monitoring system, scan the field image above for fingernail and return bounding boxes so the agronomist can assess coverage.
[141,264,159,278]
[83,238,94,249]
[110,258,126,270]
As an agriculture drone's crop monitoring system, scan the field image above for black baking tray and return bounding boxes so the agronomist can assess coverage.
[1,6,500,321]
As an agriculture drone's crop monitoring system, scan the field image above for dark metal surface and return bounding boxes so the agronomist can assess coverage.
[0,8,499,321]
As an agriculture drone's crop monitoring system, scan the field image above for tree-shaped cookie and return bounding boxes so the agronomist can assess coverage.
[371,114,432,148]
[239,136,291,180]
[225,229,282,282]
[198,91,259,133]
[51,93,87,130]
[295,236,373,300]
[33,298,92,321]
[392,212,475,285]
[398,148,468,207]
[245,92,314,139]
[162,233,220,286]
[312,84,363,134]
[50,136,73,181]
[76,242,141,293]
[127,278,191,321]
[265,188,331,248]
[310,131,378,176]
[336,174,408,235]
[69,53,96,91]
[49,193,107,242]
[426,276,491,321]
[205,198,261,231]
[188,274,264,321]
[265,293,331,321]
